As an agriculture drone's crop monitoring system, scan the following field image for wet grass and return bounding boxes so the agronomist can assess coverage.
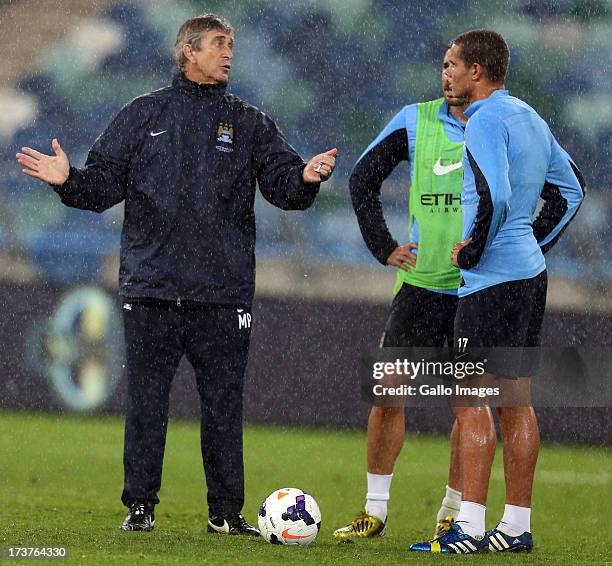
[0,411,609,565]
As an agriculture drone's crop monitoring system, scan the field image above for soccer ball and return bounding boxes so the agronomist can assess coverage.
[258,488,321,545]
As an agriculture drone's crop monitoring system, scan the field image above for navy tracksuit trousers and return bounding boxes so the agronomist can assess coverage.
[120,300,251,515]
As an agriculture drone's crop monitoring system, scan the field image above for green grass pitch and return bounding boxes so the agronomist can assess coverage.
[0,411,610,564]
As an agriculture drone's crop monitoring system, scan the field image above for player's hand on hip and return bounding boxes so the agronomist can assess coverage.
[387,242,418,271]
[16,138,70,186]
[451,238,472,268]
[303,148,337,184]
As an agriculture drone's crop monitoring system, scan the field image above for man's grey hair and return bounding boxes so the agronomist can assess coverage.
[174,13,234,70]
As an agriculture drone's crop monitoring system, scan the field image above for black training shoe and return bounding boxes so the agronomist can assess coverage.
[121,500,155,532]
[207,513,260,536]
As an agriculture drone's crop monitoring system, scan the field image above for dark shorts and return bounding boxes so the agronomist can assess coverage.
[454,270,548,377]
[382,283,459,348]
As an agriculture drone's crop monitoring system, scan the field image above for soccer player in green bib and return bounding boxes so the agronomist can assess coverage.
[334,50,467,540]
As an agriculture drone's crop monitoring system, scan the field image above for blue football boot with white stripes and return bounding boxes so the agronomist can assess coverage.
[410,522,488,554]
[487,527,533,552]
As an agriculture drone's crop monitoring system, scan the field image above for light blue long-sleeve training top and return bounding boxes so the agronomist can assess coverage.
[456,90,585,297]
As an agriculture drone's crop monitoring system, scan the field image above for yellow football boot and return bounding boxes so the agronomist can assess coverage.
[333,510,386,540]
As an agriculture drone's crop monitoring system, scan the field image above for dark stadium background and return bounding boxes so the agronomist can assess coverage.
[0,0,610,443]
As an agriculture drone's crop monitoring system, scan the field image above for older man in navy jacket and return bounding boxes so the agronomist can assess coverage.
[17,13,336,535]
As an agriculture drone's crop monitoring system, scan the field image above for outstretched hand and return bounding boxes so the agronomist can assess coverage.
[16,139,70,186]
[303,148,337,184]
[387,242,418,271]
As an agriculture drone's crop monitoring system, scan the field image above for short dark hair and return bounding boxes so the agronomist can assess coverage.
[451,29,510,84]
[174,13,234,69]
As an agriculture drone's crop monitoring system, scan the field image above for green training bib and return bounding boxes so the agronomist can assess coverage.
[395,98,464,293]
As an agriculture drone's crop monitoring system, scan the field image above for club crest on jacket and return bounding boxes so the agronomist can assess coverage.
[217,122,233,143]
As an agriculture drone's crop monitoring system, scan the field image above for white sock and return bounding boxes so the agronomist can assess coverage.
[365,472,393,522]
[455,500,486,538]
[498,504,531,535]
[436,484,462,521]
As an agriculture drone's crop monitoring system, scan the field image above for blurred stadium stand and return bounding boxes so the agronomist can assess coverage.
[0,0,610,308]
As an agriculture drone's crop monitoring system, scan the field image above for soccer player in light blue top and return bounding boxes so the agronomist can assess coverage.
[410,29,585,555]
[452,74,584,298]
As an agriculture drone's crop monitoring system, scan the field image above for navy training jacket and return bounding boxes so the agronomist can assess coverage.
[54,73,320,305]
